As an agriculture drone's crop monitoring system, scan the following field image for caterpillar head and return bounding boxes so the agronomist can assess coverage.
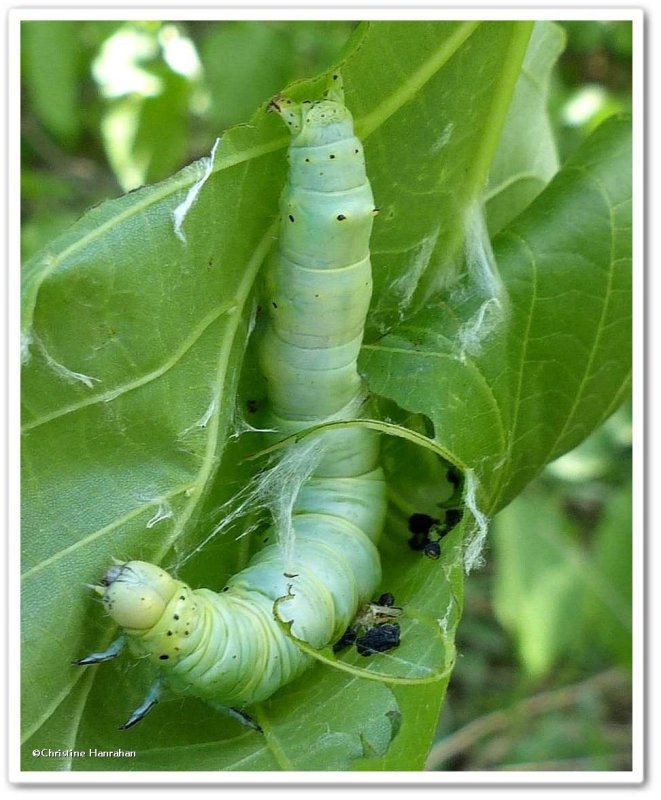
[95,561,179,631]
[269,72,352,146]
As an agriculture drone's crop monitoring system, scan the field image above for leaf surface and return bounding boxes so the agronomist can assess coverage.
[362,115,632,518]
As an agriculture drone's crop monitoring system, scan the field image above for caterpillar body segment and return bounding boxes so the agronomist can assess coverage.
[78,73,388,725]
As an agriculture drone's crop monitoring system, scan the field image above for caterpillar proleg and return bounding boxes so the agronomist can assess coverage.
[76,73,390,728]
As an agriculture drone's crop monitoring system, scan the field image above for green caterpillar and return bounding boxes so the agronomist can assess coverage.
[75,73,391,731]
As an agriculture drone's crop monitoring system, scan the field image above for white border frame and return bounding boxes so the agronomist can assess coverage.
[5,3,646,788]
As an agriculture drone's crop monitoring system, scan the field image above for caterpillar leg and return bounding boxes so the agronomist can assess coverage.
[119,679,162,730]
[228,707,263,734]
[206,701,263,734]
[73,634,126,665]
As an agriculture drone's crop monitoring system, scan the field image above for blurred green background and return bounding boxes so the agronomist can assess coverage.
[20,19,634,771]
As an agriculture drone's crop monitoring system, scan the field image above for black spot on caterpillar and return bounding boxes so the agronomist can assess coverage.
[75,72,389,730]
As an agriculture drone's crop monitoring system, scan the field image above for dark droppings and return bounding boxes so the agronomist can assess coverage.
[355,623,401,656]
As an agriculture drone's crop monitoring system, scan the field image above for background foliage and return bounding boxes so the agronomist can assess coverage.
[428,21,633,772]
[21,19,633,772]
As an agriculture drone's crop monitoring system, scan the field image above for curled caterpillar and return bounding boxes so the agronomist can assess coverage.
[76,73,393,730]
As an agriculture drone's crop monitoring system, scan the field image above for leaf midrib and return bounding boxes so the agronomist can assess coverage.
[357,21,480,139]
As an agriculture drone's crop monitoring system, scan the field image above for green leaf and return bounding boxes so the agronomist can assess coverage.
[485,20,565,234]
[359,20,535,321]
[362,114,632,519]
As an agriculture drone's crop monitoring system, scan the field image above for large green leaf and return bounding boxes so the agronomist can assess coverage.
[362,114,631,522]
[20,21,630,772]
